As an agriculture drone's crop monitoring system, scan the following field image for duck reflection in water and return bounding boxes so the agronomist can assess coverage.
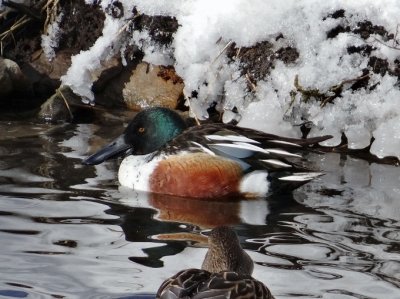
[149,193,263,229]
[157,226,275,299]
[118,190,304,244]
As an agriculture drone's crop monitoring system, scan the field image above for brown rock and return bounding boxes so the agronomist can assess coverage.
[122,63,184,110]
[29,50,72,80]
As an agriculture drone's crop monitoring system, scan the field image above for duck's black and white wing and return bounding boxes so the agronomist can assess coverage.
[165,123,331,195]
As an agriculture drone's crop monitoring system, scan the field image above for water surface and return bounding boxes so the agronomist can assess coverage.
[0,116,399,298]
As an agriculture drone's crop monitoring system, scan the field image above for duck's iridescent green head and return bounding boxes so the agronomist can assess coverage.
[124,107,187,154]
[82,107,187,165]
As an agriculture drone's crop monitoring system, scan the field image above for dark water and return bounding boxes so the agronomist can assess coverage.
[0,116,399,299]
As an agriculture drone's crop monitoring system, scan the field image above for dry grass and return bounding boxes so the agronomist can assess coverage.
[42,0,60,32]
[0,0,61,56]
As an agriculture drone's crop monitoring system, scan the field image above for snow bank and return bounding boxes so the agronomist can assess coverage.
[59,0,400,159]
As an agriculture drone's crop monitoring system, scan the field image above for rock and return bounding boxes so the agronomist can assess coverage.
[0,58,31,99]
[19,49,73,100]
[0,52,72,109]
[93,61,184,110]
[122,63,184,110]
[20,62,59,101]
[29,49,72,80]
[37,85,84,122]
[91,57,129,108]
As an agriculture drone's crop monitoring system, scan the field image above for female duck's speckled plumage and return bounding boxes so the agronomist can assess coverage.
[157,269,273,299]
[201,226,253,275]
[156,226,275,299]
[83,107,331,198]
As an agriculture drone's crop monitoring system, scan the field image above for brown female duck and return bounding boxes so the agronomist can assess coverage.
[157,226,275,299]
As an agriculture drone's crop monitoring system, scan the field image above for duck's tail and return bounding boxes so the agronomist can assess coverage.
[268,171,323,194]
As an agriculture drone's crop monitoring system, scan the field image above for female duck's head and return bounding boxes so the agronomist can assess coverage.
[82,107,187,165]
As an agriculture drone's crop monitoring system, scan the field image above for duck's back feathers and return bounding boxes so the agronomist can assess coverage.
[172,123,331,151]
[156,269,275,299]
[157,269,210,299]
[165,123,330,171]
[195,271,275,299]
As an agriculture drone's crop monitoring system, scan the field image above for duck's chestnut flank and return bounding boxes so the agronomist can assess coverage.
[149,153,243,198]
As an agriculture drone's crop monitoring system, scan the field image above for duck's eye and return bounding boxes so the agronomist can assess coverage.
[138,127,145,133]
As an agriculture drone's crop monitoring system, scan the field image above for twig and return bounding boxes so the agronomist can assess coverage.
[212,40,233,64]
[341,74,369,85]
[117,15,141,36]
[43,0,60,32]
[69,102,106,111]
[245,72,257,92]
[393,24,400,48]
[2,0,41,20]
[320,76,366,108]
[0,15,30,40]
[348,32,400,51]
[292,73,370,108]
[235,47,241,59]
[57,88,73,120]
[373,36,400,51]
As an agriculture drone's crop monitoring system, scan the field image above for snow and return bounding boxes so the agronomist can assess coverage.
[56,0,400,159]
[41,12,64,60]
[371,117,400,159]
[60,13,126,103]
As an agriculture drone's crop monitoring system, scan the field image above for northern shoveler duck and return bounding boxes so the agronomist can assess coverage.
[82,107,331,199]
[156,226,275,299]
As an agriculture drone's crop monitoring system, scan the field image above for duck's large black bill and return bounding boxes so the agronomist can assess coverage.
[82,135,131,165]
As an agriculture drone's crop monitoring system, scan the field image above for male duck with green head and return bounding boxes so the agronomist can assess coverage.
[83,107,331,199]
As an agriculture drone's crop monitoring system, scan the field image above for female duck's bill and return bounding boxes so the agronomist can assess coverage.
[156,226,275,299]
[82,107,332,199]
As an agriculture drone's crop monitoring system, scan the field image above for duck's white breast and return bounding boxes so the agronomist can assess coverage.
[239,170,270,197]
[118,154,163,191]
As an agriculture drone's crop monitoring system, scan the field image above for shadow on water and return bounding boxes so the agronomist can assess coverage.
[0,117,399,298]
